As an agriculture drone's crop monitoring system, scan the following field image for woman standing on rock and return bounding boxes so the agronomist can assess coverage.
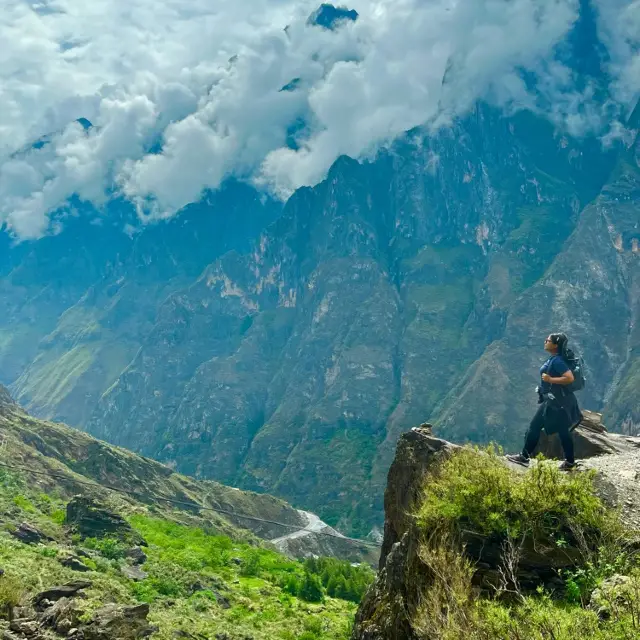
[507,333,583,471]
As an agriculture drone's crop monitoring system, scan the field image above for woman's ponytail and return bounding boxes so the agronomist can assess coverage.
[549,332,569,358]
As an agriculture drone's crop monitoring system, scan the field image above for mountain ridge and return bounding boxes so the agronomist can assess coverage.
[1,101,637,537]
[0,384,376,564]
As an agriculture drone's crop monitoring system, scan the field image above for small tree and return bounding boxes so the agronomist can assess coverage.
[282,574,300,597]
[239,549,262,577]
[299,571,324,603]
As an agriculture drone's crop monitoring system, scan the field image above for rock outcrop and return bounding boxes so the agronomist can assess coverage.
[352,419,640,640]
[65,496,146,545]
[538,411,640,530]
[7,581,155,640]
[9,523,54,546]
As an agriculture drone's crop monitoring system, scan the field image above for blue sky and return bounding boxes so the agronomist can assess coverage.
[0,0,639,239]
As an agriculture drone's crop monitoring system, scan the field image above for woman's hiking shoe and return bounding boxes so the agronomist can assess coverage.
[559,460,578,471]
[506,454,530,467]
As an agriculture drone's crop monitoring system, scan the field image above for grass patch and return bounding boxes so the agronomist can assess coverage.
[0,503,361,640]
[418,446,620,545]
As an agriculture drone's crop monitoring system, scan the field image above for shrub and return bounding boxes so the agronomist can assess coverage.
[0,469,25,491]
[0,575,24,618]
[281,574,301,597]
[239,549,262,577]
[83,536,127,560]
[13,495,36,513]
[303,615,324,634]
[131,576,184,603]
[418,447,621,547]
[50,509,66,525]
[409,446,640,640]
[413,535,477,638]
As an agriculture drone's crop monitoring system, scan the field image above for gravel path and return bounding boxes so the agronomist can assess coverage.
[504,433,640,530]
[581,441,640,530]
[270,509,344,546]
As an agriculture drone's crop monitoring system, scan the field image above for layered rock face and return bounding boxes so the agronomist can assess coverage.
[0,183,280,428]
[82,107,621,536]
[433,128,640,448]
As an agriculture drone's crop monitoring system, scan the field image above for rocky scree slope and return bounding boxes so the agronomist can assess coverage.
[352,422,640,640]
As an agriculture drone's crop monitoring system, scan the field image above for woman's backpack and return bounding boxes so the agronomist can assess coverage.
[563,348,586,392]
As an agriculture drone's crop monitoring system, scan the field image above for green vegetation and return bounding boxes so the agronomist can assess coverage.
[419,446,620,543]
[495,203,577,297]
[0,465,370,639]
[14,345,97,412]
[302,557,374,603]
[411,448,640,639]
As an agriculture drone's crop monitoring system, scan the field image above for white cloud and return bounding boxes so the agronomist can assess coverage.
[0,0,637,238]
[594,0,640,109]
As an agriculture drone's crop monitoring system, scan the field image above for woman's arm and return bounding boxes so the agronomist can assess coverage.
[541,370,575,385]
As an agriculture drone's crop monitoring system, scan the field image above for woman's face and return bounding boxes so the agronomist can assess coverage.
[544,335,556,353]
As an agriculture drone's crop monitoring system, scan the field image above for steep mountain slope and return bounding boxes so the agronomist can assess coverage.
[0,387,371,640]
[4,183,281,427]
[0,385,376,563]
[433,120,640,446]
[83,106,619,536]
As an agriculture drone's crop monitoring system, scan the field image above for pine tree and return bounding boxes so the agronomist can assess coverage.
[299,571,324,603]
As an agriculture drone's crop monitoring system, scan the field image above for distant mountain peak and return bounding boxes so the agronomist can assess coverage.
[76,117,93,130]
[307,4,359,30]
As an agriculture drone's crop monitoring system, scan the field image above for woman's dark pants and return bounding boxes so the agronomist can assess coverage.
[522,403,575,464]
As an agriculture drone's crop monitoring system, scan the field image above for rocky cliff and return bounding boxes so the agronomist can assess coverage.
[352,421,640,640]
[433,120,640,449]
[1,182,280,428]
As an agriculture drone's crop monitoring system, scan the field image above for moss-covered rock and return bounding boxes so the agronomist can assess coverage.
[353,426,640,640]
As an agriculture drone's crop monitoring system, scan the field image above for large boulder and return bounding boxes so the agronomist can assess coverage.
[39,597,82,634]
[537,410,636,459]
[59,555,91,572]
[10,523,54,546]
[80,603,155,640]
[10,596,155,640]
[537,411,640,530]
[65,496,146,545]
[33,581,92,609]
